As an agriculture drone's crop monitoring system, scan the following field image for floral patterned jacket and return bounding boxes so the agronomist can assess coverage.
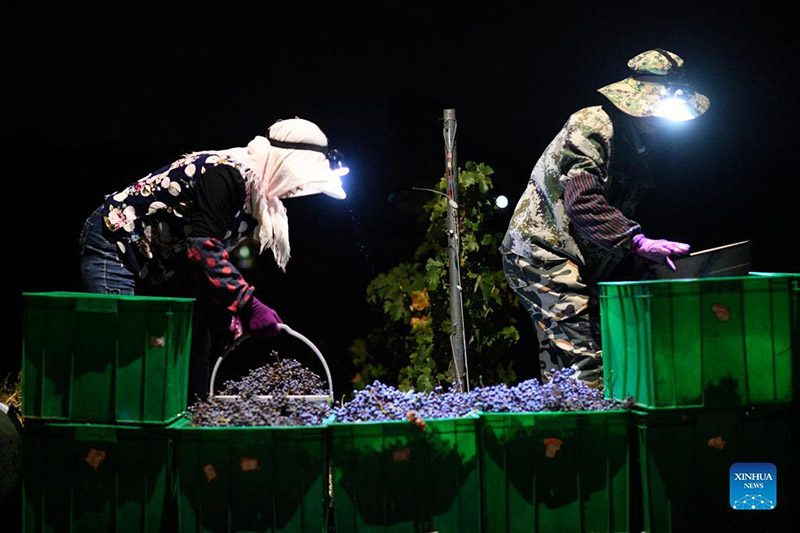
[102,152,258,316]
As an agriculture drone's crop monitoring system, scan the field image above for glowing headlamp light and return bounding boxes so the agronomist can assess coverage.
[653,88,696,122]
[327,148,350,176]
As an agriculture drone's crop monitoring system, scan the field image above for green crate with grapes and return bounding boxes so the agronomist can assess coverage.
[329,416,481,533]
[480,410,631,533]
[169,417,329,533]
[329,370,629,532]
[169,346,333,533]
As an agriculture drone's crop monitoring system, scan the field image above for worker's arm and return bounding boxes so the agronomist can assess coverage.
[558,108,642,255]
[187,165,254,313]
[187,166,281,337]
[563,171,642,253]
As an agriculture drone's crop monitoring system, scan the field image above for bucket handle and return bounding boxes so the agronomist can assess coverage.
[208,324,335,403]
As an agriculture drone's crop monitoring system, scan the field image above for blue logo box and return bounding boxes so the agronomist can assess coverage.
[730,463,777,510]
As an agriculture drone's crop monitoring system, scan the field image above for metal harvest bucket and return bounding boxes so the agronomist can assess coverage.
[208,324,334,403]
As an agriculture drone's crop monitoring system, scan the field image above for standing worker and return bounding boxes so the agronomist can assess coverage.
[79,118,348,395]
[501,49,709,387]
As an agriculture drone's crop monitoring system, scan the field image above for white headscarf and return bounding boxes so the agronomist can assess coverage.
[210,118,346,271]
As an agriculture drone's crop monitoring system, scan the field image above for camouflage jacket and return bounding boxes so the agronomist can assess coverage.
[502,105,653,280]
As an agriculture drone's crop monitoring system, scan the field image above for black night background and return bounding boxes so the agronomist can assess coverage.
[6,2,798,393]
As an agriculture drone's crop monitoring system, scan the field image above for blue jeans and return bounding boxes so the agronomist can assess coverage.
[79,208,137,294]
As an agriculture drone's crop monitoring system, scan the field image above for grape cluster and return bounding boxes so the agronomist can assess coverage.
[334,368,630,422]
[220,352,327,397]
[188,395,330,427]
[187,352,330,427]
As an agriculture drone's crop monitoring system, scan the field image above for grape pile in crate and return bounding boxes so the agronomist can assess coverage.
[187,352,331,427]
[334,368,631,422]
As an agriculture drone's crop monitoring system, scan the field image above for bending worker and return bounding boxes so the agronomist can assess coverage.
[79,118,348,395]
[501,49,709,386]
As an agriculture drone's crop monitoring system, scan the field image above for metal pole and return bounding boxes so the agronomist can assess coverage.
[443,109,469,392]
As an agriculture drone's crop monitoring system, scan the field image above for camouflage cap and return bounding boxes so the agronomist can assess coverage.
[597,49,710,120]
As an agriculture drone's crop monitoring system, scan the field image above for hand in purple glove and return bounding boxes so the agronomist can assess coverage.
[241,297,283,338]
[632,234,690,272]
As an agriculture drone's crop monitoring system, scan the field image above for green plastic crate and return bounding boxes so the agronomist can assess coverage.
[480,410,630,532]
[330,416,480,532]
[23,292,194,424]
[599,275,799,408]
[749,272,800,278]
[23,421,174,532]
[635,405,798,532]
[169,417,328,532]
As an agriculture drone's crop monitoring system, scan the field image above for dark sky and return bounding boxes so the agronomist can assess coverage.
[6,3,798,386]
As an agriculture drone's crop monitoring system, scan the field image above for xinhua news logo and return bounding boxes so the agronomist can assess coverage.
[730,463,777,510]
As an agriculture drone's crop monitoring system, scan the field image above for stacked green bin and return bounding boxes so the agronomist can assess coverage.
[23,422,174,532]
[330,416,480,532]
[169,417,329,532]
[23,292,194,425]
[22,292,195,532]
[480,410,630,532]
[599,275,798,409]
[634,405,798,531]
[600,274,799,531]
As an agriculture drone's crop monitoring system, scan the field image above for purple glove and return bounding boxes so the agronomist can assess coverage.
[632,234,690,272]
[241,297,283,338]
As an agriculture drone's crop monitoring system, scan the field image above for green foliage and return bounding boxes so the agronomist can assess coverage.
[350,162,520,391]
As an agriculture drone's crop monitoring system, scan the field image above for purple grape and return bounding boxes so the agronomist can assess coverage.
[221,351,327,397]
[333,368,630,422]
[187,351,330,427]
[187,395,330,427]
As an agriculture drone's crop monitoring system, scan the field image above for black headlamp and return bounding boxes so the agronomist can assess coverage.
[267,137,348,174]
